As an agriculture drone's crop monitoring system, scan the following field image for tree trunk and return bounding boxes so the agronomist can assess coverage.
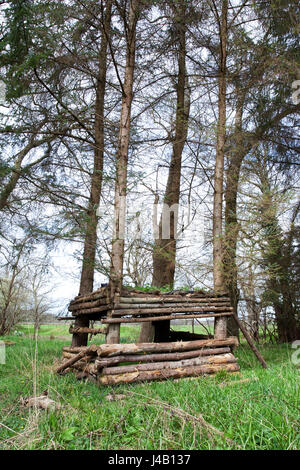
[72,1,113,347]
[107,0,140,343]
[213,0,228,339]
[223,90,245,338]
[141,3,189,342]
[257,164,299,344]
[152,4,189,289]
[270,280,299,343]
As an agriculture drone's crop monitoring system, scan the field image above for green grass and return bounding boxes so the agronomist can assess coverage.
[0,325,299,450]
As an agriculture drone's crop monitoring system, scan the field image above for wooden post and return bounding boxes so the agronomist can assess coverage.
[106,304,120,344]
[106,323,120,344]
[232,313,267,368]
[214,315,228,340]
[71,316,90,347]
[139,322,154,343]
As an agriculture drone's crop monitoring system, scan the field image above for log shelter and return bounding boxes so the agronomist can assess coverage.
[57,286,243,385]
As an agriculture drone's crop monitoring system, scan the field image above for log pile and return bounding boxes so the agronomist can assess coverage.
[69,326,107,335]
[106,291,232,325]
[66,288,233,325]
[67,285,111,317]
[57,287,268,381]
[57,288,244,385]
[59,337,240,385]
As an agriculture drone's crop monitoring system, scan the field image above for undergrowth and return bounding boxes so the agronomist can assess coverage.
[0,325,299,450]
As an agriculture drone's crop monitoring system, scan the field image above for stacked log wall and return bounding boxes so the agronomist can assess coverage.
[59,337,240,385]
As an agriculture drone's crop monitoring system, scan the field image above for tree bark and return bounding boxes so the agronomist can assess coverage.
[99,362,240,385]
[94,347,231,368]
[56,345,98,374]
[103,312,233,323]
[96,337,238,357]
[213,0,228,339]
[112,305,232,315]
[259,184,300,343]
[101,352,237,375]
[223,90,245,338]
[107,0,140,344]
[141,3,189,342]
[72,0,113,347]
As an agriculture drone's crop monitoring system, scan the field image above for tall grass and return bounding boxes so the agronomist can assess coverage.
[0,325,299,450]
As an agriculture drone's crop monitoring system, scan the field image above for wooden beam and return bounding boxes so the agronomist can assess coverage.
[112,305,232,315]
[102,353,237,375]
[70,305,110,315]
[69,299,110,311]
[94,347,231,368]
[98,362,240,385]
[62,346,91,353]
[96,337,239,357]
[102,312,233,324]
[71,287,108,304]
[119,296,230,304]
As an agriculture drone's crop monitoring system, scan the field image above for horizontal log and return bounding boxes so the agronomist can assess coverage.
[69,298,110,311]
[98,362,240,385]
[69,326,108,335]
[71,305,111,315]
[96,337,238,357]
[56,345,98,374]
[62,346,89,353]
[121,291,228,298]
[62,352,92,367]
[102,312,233,324]
[70,295,108,306]
[69,290,229,306]
[115,302,231,310]
[62,351,82,359]
[115,302,230,310]
[102,353,237,375]
[119,296,230,304]
[112,305,232,315]
[94,347,231,368]
[71,287,109,304]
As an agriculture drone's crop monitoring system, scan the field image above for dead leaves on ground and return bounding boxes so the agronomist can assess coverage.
[20,390,61,411]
